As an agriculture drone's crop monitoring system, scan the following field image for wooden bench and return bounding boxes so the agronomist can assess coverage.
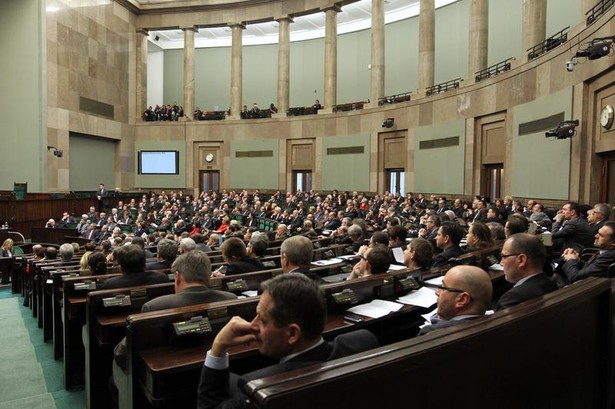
[85,283,176,409]
[121,268,432,408]
[243,277,613,409]
[62,273,121,389]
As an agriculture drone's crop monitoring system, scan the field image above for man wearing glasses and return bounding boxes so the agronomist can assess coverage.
[496,233,558,310]
[558,221,615,285]
[419,265,492,335]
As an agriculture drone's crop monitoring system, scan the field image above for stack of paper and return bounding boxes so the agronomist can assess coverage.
[347,299,404,318]
[396,287,437,308]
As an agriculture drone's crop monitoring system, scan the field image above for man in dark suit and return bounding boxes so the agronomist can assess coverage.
[96,183,108,211]
[558,221,615,285]
[431,222,464,267]
[100,245,168,290]
[496,233,558,310]
[214,237,264,276]
[197,274,377,409]
[145,238,178,271]
[590,203,611,235]
[279,235,321,282]
[419,265,492,335]
[551,202,595,254]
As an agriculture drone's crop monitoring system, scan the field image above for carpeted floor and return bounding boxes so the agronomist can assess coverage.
[0,288,85,409]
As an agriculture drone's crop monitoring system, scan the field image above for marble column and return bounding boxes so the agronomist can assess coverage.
[468,0,488,80]
[370,0,385,105]
[323,6,340,112]
[183,26,196,121]
[522,0,546,56]
[230,23,245,120]
[135,29,148,121]
[418,0,435,92]
[276,17,292,116]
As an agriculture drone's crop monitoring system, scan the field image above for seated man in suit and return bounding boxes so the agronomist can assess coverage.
[197,274,377,409]
[558,221,615,285]
[346,244,391,280]
[496,233,558,310]
[101,245,168,289]
[280,235,320,282]
[214,237,264,276]
[145,238,178,271]
[419,265,492,335]
[591,203,611,235]
[432,222,464,268]
[551,202,594,254]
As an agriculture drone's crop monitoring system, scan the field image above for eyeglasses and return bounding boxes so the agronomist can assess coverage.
[358,254,367,261]
[423,282,467,294]
[500,253,522,259]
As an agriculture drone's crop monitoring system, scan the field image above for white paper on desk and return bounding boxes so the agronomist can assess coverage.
[424,275,444,286]
[396,287,437,308]
[337,254,359,260]
[311,258,342,266]
[387,264,407,271]
[241,290,258,297]
[347,305,390,318]
[489,263,504,271]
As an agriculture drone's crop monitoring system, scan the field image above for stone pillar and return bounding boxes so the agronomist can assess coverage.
[522,0,546,55]
[229,23,244,120]
[276,17,292,117]
[323,6,340,112]
[418,0,435,92]
[136,29,148,121]
[183,26,196,121]
[468,0,488,81]
[370,0,385,106]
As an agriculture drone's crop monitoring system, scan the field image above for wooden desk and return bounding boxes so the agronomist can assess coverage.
[243,277,613,409]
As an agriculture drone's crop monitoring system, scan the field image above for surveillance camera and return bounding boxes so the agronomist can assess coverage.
[53,149,63,158]
[566,60,576,72]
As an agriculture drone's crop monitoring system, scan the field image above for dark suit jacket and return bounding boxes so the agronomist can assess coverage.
[101,271,169,290]
[290,267,322,283]
[560,249,615,284]
[551,217,595,252]
[431,246,461,268]
[225,257,264,276]
[197,330,379,409]
[495,273,558,310]
[418,315,485,335]
[145,260,174,271]
[141,285,237,312]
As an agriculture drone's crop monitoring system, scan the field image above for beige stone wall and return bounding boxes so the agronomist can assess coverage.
[46,0,136,191]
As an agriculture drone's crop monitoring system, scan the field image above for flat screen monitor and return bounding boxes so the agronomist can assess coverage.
[138,150,179,175]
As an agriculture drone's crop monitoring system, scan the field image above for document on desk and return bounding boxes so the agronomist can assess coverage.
[311,258,343,266]
[241,290,259,297]
[396,287,437,308]
[387,264,407,271]
[337,254,359,261]
[489,263,504,271]
[424,275,444,286]
[347,299,404,318]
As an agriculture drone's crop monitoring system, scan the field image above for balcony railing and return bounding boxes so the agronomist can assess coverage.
[378,92,412,106]
[475,58,513,82]
[586,0,615,25]
[527,26,569,60]
[426,78,463,97]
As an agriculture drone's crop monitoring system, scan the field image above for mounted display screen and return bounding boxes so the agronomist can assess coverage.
[138,150,179,175]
